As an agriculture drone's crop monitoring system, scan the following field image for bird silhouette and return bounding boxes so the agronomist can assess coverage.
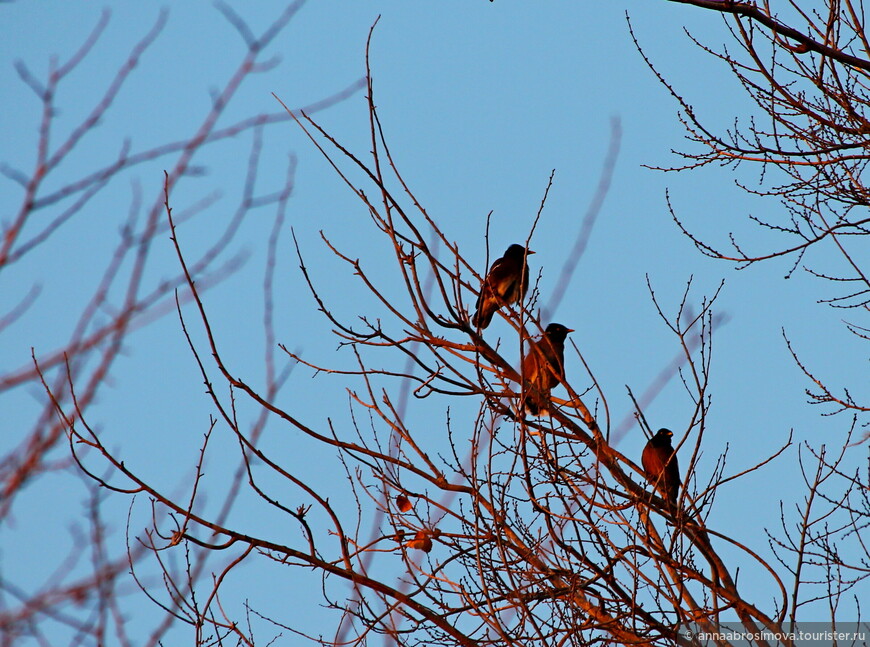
[471,244,533,329]
[521,322,573,416]
[641,428,681,508]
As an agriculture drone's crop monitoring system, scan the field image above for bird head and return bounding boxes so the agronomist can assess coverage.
[544,323,574,341]
[506,244,534,258]
[653,428,674,446]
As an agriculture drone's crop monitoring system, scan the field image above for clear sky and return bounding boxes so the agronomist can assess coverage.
[2,1,866,643]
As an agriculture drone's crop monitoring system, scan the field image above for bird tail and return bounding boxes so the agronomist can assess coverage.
[667,483,680,509]
[648,478,680,512]
[471,300,495,329]
[522,385,550,417]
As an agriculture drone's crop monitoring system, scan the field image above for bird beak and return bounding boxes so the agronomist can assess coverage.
[527,250,536,255]
[566,328,575,333]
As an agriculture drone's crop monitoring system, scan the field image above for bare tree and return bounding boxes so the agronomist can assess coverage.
[25,10,869,643]
[7,2,870,646]
[0,4,362,645]
[635,0,870,636]
[637,0,870,425]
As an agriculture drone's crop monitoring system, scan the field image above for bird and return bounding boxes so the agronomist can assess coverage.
[641,428,681,508]
[521,322,573,416]
[471,244,534,329]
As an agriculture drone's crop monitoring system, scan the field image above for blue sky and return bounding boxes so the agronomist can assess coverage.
[2,1,867,643]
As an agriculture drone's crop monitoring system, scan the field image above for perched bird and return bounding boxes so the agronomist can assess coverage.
[521,322,573,416]
[471,244,534,329]
[642,428,681,508]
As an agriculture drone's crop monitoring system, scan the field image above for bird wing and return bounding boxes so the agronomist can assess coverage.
[537,337,565,389]
[642,443,681,505]
[521,341,549,414]
[486,255,522,302]
[665,453,681,493]
[522,341,542,384]
[472,255,520,328]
